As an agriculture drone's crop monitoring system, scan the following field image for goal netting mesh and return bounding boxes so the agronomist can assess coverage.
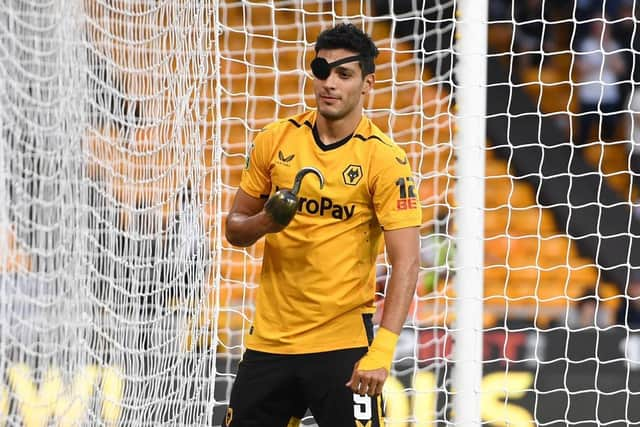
[1,0,639,426]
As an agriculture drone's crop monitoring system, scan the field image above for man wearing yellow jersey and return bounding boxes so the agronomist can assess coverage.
[224,23,421,427]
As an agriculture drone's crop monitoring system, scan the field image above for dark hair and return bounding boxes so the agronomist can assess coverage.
[314,23,379,75]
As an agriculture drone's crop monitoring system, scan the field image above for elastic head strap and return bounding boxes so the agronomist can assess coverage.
[311,54,367,80]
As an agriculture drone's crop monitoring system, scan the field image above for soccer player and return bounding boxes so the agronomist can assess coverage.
[224,23,421,427]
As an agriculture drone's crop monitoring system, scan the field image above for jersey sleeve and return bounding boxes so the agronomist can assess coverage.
[371,149,422,230]
[239,128,273,198]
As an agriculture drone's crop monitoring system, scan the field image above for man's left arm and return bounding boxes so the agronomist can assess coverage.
[347,226,420,396]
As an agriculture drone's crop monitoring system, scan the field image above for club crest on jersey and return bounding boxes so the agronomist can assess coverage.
[342,164,363,186]
[277,150,295,165]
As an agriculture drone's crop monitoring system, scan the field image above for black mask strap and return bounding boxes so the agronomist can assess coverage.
[311,55,365,80]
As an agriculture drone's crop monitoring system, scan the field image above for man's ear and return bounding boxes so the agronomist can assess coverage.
[362,73,375,95]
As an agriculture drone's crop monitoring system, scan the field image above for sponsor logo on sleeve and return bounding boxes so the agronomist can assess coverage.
[244,144,254,170]
[395,176,417,210]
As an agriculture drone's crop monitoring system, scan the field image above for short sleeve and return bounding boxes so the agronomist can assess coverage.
[239,129,272,198]
[371,150,422,230]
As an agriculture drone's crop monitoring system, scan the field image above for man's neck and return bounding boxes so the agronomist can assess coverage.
[315,112,362,145]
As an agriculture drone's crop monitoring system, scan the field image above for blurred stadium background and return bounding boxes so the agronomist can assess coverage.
[1,0,640,425]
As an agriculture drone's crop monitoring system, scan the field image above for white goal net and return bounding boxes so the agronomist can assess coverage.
[1,0,639,426]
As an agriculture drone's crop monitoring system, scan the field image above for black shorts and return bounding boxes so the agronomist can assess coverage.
[224,322,383,427]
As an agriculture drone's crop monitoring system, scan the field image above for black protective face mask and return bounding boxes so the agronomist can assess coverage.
[310,55,364,80]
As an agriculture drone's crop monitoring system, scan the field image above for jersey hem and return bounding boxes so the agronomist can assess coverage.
[380,221,421,231]
[245,340,371,355]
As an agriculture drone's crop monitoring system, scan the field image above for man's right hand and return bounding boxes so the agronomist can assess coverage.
[264,189,298,227]
[226,188,289,247]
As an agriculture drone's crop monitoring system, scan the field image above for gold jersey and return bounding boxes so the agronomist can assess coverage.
[240,110,421,354]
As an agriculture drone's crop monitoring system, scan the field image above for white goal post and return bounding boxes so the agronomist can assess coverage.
[2,0,639,426]
[452,0,487,425]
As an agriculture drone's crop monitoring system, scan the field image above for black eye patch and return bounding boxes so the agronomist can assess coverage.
[311,55,364,80]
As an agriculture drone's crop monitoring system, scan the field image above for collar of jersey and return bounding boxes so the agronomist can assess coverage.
[310,114,367,152]
[311,123,353,151]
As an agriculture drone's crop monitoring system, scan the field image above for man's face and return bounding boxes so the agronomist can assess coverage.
[312,48,374,121]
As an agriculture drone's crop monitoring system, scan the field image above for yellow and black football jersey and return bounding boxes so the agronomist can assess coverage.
[240,110,421,354]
